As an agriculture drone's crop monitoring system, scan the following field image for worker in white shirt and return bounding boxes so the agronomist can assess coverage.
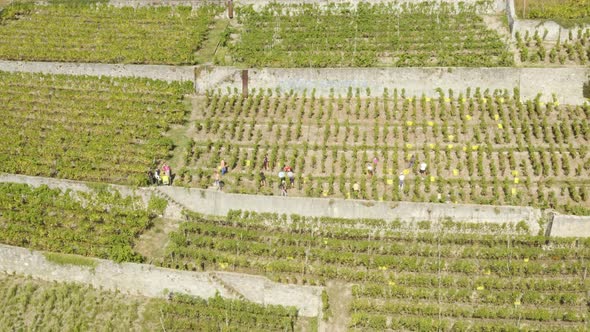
[419,162,427,176]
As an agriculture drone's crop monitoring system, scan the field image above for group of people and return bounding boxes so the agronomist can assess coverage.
[147,163,172,186]
[211,155,296,196]
[258,155,296,196]
[278,164,295,196]
[259,157,296,196]
[153,154,428,197]
[361,155,428,191]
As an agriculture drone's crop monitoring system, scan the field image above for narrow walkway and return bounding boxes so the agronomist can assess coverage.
[0,244,322,317]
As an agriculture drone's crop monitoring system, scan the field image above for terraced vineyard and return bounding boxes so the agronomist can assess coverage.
[0,274,300,331]
[156,293,299,331]
[162,210,589,331]
[230,2,514,67]
[0,0,588,330]
[514,0,590,27]
[0,183,163,262]
[515,28,590,65]
[0,71,192,185]
[0,274,147,331]
[181,88,590,214]
[0,3,219,64]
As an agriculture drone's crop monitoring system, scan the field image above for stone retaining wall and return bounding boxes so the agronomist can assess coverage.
[0,173,184,220]
[106,0,505,13]
[0,173,541,233]
[0,244,322,317]
[551,215,590,238]
[2,173,589,237]
[2,61,586,105]
[0,61,195,83]
[196,66,590,105]
[156,185,543,234]
[108,0,224,6]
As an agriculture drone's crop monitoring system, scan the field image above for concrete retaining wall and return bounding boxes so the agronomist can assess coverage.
[551,215,590,238]
[0,61,195,83]
[0,244,322,316]
[106,0,505,13]
[156,185,542,234]
[196,66,590,105]
[1,62,586,107]
[109,0,224,6]
[0,173,184,220]
[4,173,590,237]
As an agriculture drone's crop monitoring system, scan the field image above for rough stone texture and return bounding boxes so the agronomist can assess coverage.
[0,244,322,317]
[196,66,590,105]
[550,215,590,237]
[0,61,195,83]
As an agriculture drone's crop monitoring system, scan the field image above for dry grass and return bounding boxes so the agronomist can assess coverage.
[134,218,179,262]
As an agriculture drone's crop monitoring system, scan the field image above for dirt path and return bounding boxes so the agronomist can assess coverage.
[195,17,232,65]
[134,218,180,264]
[482,14,521,65]
[321,281,353,332]
[0,243,322,317]
[166,96,203,174]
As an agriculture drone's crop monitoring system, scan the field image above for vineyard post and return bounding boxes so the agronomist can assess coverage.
[241,70,248,97]
[227,0,233,19]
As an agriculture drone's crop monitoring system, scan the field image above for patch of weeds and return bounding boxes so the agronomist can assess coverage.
[44,252,98,270]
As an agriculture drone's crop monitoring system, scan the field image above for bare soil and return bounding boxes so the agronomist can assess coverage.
[134,218,179,263]
[322,281,352,332]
